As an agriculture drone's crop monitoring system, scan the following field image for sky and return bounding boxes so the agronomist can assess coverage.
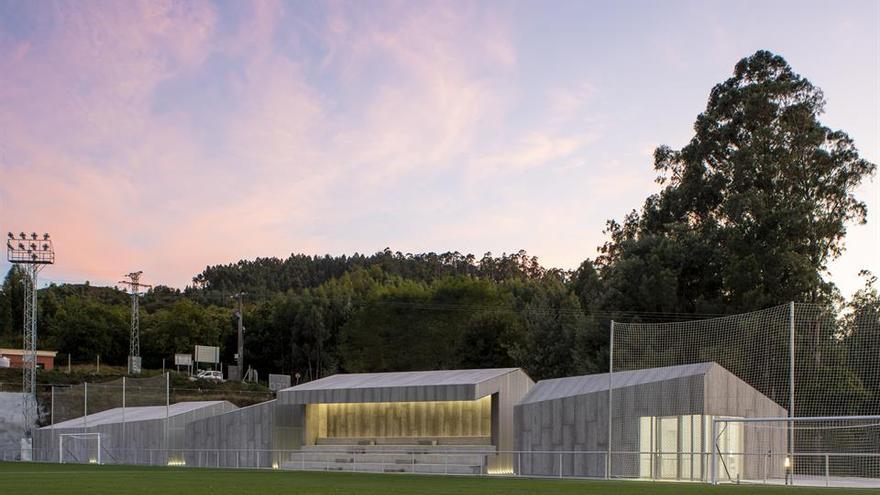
[0,0,877,298]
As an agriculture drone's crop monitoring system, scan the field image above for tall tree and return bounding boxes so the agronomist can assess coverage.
[600,50,876,312]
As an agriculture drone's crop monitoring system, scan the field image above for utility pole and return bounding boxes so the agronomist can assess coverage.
[119,271,151,374]
[232,292,246,380]
[6,231,54,458]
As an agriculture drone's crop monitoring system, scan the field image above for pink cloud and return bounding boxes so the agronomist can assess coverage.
[1,1,525,287]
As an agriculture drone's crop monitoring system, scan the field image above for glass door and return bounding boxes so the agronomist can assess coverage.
[657,417,679,479]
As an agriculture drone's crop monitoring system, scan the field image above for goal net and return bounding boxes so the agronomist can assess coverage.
[712,416,880,488]
[59,433,103,465]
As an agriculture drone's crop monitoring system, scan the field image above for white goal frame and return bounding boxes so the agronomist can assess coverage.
[711,415,880,486]
[58,432,103,465]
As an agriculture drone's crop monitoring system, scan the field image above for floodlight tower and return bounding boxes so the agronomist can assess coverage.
[6,231,54,441]
[119,271,151,374]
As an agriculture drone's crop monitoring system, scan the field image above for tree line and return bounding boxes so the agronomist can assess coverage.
[0,51,876,410]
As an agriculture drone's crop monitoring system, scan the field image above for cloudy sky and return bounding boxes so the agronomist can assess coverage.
[0,0,877,297]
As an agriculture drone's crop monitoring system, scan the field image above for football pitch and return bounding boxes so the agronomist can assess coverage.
[1,462,873,495]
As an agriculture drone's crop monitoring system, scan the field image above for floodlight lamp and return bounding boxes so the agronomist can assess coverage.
[30,232,37,240]
[18,242,25,250]
[42,243,49,251]
[7,232,12,239]
[19,232,25,239]
[43,233,49,240]
[29,243,37,250]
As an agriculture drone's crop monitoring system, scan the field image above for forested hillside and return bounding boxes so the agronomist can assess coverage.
[0,51,876,393]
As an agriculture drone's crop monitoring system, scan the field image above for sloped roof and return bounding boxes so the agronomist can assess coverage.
[285,368,520,391]
[47,401,233,429]
[519,362,716,405]
[278,368,526,404]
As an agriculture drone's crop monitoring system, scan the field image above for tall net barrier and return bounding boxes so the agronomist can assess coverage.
[610,302,880,486]
[713,417,880,487]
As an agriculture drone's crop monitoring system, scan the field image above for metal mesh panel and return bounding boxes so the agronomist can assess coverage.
[614,304,792,412]
[713,417,880,488]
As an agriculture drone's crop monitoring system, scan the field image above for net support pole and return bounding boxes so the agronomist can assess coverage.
[83,381,88,428]
[789,301,795,486]
[51,385,55,462]
[122,376,126,458]
[165,371,170,463]
[607,320,614,479]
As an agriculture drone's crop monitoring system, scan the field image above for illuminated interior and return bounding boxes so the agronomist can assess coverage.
[639,415,743,481]
[305,396,493,444]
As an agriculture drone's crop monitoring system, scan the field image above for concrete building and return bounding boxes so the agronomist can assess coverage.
[275,368,534,473]
[514,362,787,481]
[184,399,301,468]
[33,401,236,465]
[0,348,57,370]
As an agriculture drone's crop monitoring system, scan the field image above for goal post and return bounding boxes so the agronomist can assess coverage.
[711,416,880,488]
[58,433,103,465]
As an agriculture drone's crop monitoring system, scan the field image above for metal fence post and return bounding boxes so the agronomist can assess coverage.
[558,452,563,478]
[789,301,795,488]
[83,382,88,428]
[607,320,614,480]
[825,454,829,487]
[710,419,717,485]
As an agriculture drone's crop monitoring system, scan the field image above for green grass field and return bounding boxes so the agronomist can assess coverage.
[1,462,873,495]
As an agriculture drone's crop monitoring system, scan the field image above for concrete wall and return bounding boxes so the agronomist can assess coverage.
[183,400,304,468]
[478,369,534,473]
[0,393,33,457]
[308,397,491,441]
[704,365,788,480]
[32,402,237,465]
[515,374,703,478]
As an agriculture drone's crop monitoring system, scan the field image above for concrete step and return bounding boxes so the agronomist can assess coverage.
[302,444,495,454]
[286,452,488,465]
[315,436,491,446]
[281,461,482,475]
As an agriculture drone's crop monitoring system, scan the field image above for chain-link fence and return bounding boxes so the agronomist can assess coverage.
[1,372,273,462]
[712,416,880,487]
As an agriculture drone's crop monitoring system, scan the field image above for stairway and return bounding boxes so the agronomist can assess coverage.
[280,437,495,474]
